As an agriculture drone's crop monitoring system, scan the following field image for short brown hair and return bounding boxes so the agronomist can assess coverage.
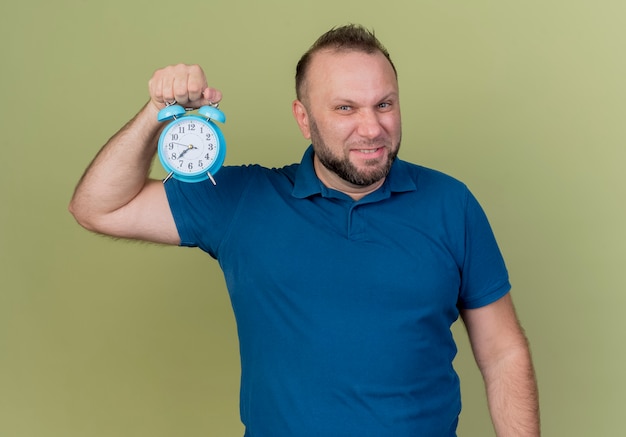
[295,24,397,101]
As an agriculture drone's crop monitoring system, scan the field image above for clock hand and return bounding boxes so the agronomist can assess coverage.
[171,142,192,148]
[177,144,197,159]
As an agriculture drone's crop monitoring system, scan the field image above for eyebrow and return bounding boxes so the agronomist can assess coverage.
[331,92,399,106]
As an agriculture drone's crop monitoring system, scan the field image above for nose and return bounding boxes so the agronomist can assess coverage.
[356,109,384,139]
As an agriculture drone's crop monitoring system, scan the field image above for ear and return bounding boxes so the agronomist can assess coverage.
[292,99,311,139]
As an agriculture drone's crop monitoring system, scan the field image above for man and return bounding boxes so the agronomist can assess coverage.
[70,25,539,436]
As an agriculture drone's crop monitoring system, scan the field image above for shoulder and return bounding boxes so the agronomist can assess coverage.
[403,159,464,183]
[216,162,300,188]
[393,158,470,198]
[165,161,301,201]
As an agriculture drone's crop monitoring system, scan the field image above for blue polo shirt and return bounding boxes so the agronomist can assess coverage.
[165,146,511,437]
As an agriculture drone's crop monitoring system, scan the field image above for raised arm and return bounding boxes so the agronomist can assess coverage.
[461,293,540,436]
[68,64,221,244]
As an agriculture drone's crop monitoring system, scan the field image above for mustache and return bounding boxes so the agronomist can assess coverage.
[348,138,391,148]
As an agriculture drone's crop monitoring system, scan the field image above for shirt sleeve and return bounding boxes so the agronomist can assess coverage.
[458,190,511,309]
[164,165,257,258]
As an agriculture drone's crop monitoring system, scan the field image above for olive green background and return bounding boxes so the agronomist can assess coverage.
[1,1,624,435]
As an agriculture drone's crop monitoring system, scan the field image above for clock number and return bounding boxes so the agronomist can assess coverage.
[171,134,179,141]
[188,162,194,170]
[206,133,212,141]
[198,160,204,168]
[170,152,177,159]
[178,126,185,134]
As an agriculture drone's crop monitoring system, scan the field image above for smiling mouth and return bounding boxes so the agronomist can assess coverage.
[352,146,385,155]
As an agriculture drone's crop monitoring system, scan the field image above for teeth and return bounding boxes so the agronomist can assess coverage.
[359,149,377,154]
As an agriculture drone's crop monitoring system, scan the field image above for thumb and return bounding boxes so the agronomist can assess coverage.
[202,87,223,106]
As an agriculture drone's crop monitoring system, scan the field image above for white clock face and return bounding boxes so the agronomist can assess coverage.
[160,117,220,176]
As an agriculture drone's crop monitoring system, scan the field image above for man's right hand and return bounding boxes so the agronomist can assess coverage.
[148,64,223,112]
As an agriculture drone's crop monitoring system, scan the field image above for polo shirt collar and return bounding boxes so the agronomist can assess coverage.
[292,145,417,200]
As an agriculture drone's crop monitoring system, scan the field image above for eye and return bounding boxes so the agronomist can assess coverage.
[337,105,352,111]
[377,102,392,110]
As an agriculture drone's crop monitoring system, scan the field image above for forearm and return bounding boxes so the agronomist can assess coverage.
[482,341,540,436]
[69,101,162,229]
[462,295,541,436]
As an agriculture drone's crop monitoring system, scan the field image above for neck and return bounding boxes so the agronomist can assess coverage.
[313,157,385,201]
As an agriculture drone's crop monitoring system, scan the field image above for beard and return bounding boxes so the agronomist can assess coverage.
[309,119,401,187]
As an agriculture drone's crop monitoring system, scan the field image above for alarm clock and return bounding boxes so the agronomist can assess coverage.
[157,103,226,184]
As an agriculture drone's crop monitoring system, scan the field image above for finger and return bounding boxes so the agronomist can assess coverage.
[172,75,190,105]
[202,87,223,105]
[159,64,184,104]
[186,65,208,103]
[149,68,174,106]
[148,74,163,104]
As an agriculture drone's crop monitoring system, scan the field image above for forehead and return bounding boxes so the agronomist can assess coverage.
[304,49,398,101]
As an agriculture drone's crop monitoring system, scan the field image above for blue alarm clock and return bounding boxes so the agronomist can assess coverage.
[157,103,226,184]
